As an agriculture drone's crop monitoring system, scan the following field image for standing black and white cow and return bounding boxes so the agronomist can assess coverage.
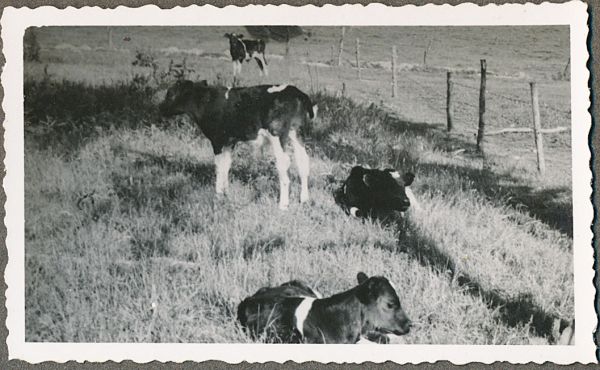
[159,80,317,209]
[224,33,268,77]
[237,272,411,344]
[334,166,419,219]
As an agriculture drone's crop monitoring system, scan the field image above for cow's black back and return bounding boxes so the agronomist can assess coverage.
[237,280,319,343]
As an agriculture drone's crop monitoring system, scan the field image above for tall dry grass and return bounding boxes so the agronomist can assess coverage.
[24,75,572,344]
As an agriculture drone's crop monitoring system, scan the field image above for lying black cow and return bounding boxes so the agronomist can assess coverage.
[159,80,317,210]
[334,166,418,219]
[237,272,411,344]
[225,33,268,77]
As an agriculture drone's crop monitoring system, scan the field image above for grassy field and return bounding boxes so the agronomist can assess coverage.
[24,26,573,344]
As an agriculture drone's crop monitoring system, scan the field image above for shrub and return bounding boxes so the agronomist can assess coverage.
[24,27,41,62]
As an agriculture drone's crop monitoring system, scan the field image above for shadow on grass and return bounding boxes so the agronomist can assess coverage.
[416,161,573,238]
[387,216,571,342]
[378,109,573,237]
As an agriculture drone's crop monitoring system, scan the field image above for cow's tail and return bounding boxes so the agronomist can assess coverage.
[300,92,317,120]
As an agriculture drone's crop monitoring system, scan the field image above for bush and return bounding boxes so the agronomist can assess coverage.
[24,77,159,152]
[24,28,41,62]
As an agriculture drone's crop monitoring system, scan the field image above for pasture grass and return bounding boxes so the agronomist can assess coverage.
[24,74,572,344]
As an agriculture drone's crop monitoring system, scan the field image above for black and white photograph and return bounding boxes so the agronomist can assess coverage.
[3,2,595,364]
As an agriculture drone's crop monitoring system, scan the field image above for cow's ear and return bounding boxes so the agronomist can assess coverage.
[357,272,369,284]
[362,173,374,188]
[237,33,244,38]
[224,33,229,38]
[402,172,415,187]
[349,166,364,177]
[356,276,378,304]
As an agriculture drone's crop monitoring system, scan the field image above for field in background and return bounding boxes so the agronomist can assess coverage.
[24,26,573,344]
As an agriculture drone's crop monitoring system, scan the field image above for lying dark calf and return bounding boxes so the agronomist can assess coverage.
[334,166,418,219]
[237,272,411,344]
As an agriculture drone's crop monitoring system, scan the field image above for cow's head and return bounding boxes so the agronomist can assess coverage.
[158,79,208,118]
[337,166,416,218]
[355,272,411,336]
[224,33,244,40]
[381,168,415,212]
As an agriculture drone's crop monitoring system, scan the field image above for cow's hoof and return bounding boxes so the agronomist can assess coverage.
[279,204,289,211]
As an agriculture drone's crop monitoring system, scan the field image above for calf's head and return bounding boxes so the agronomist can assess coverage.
[224,33,244,40]
[338,166,416,217]
[158,79,208,118]
[381,168,415,212]
[355,272,411,336]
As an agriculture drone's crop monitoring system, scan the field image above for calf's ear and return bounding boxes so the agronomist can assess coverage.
[402,172,415,186]
[357,272,369,284]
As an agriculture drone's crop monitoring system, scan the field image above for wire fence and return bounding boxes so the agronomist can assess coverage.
[302,43,572,175]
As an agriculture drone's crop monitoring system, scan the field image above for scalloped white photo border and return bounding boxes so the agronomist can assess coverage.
[2,2,594,364]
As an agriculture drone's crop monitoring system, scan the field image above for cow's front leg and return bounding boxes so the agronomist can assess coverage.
[267,134,290,210]
[289,129,309,203]
[214,148,232,195]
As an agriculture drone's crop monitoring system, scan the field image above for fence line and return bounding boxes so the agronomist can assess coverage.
[452,80,570,116]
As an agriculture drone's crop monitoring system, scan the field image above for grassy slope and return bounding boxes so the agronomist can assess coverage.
[25,83,572,344]
[24,26,573,344]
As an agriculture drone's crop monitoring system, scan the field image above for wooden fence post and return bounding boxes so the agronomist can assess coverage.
[107,27,113,49]
[446,71,454,132]
[331,45,335,65]
[476,59,487,153]
[337,27,345,67]
[423,39,432,66]
[529,81,546,175]
[355,38,361,80]
[392,46,398,98]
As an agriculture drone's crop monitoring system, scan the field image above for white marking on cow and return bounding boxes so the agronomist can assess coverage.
[357,336,378,344]
[389,171,401,179]
[310,288,323,299]
[267,84,288,93]
[214,149,232,194]
[253,52,269,76]
[294,297,315,337]
[289,130,310,203]
[350,207,360,217]
[312,104,318,119]
[266,132,291,209]
[388,279,398,293]
[405,187,421,212]
[232,60,242,76]
[225,87,232,100]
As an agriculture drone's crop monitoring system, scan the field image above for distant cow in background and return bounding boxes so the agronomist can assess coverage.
[225,33,268,77]
[159,80,317,210]
[237,272,411,344]
[335,166,419,220]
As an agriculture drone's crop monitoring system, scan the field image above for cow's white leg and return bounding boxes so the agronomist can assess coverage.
[267,133,290,210]
[232,61,237,76]
[405,187,421,212]
[214,149,232,194]
[258,53,269,76]
[255,53,268,76]
[289,129,309,203]
[237,60,243,75]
